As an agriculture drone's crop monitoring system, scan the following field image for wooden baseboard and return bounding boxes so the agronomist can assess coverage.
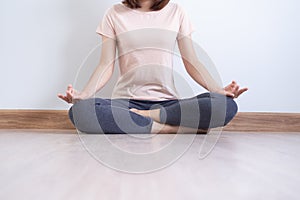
[0,110,74,130]
[225,112,300,132]
[0,110,299,132]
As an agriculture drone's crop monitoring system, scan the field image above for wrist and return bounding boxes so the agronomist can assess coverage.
[78,91,90,100]
[210,87,225,94]
[72,91,90,104]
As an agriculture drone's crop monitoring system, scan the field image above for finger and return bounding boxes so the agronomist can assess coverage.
[67,85,73,93]
[61,97,71,103]
[66,92,73,101]
[236,88,248,97]
[233,81,239,87]
[230,82,236,90]
[67,86,73,93]
[58,91,73,103]
[234,85,240,94]
[66,90,73,96]
[239,87,248,94]
[58,94,68,100]
[229,84,238,95]
[65,97,72,103]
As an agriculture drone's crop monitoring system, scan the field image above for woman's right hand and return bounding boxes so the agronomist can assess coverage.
[223,81,248,98]
[57,84,86,104]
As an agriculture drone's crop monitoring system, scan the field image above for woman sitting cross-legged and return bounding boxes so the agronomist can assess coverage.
[58,0,248,134]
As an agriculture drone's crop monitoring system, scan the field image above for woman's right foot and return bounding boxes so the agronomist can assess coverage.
[130,108,161,122]
[130,108,209,134]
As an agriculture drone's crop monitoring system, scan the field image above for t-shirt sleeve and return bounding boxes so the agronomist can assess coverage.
[176,4,195,40]
[96,8,116,40]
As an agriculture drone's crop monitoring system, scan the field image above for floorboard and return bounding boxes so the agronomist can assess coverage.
[0,130,299,200]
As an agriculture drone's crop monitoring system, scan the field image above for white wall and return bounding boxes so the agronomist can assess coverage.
[1,0,299,112]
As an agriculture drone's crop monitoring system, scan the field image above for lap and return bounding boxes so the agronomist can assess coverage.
[71,92,233,111]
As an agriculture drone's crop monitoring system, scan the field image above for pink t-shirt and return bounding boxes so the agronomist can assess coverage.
[96,2,195,100]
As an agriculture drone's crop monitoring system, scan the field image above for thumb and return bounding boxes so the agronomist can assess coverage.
[225,91,235,98]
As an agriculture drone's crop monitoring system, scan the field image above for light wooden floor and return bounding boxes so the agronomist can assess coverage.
[0,130,299,200]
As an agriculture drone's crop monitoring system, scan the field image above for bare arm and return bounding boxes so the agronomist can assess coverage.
[80,36,117,98]
[177,35,225,94]
[58,35,117,103]
[177,35,247,97]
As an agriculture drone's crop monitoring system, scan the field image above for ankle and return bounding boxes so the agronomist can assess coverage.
[151,122,179,134]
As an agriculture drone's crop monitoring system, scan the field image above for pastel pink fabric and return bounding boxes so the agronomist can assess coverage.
[96,2,195,100]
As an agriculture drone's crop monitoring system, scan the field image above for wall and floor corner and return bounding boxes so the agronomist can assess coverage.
[0,0,299,131]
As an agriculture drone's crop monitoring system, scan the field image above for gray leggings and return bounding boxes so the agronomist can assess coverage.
[69,92,238,134]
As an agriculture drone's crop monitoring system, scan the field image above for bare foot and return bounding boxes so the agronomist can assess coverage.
[130,108,161,122]
[130,108,150,117]
[151,122,208,134]
[130,108,209,134]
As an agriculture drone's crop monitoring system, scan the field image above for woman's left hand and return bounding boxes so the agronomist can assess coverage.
[223,81,248,98]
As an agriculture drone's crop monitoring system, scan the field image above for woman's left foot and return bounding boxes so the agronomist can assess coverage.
[130,108,150,118]
[130,108,209,134]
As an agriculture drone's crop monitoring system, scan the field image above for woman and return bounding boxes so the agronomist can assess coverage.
[58,0,247,134]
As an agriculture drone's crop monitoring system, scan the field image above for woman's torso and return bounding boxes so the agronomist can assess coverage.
[97,2,193,100]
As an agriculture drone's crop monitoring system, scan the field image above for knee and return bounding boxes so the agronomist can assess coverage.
[209,94,238,127]
[224,97,238,125]
[68,107,75,125]
[68,98,105,134]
